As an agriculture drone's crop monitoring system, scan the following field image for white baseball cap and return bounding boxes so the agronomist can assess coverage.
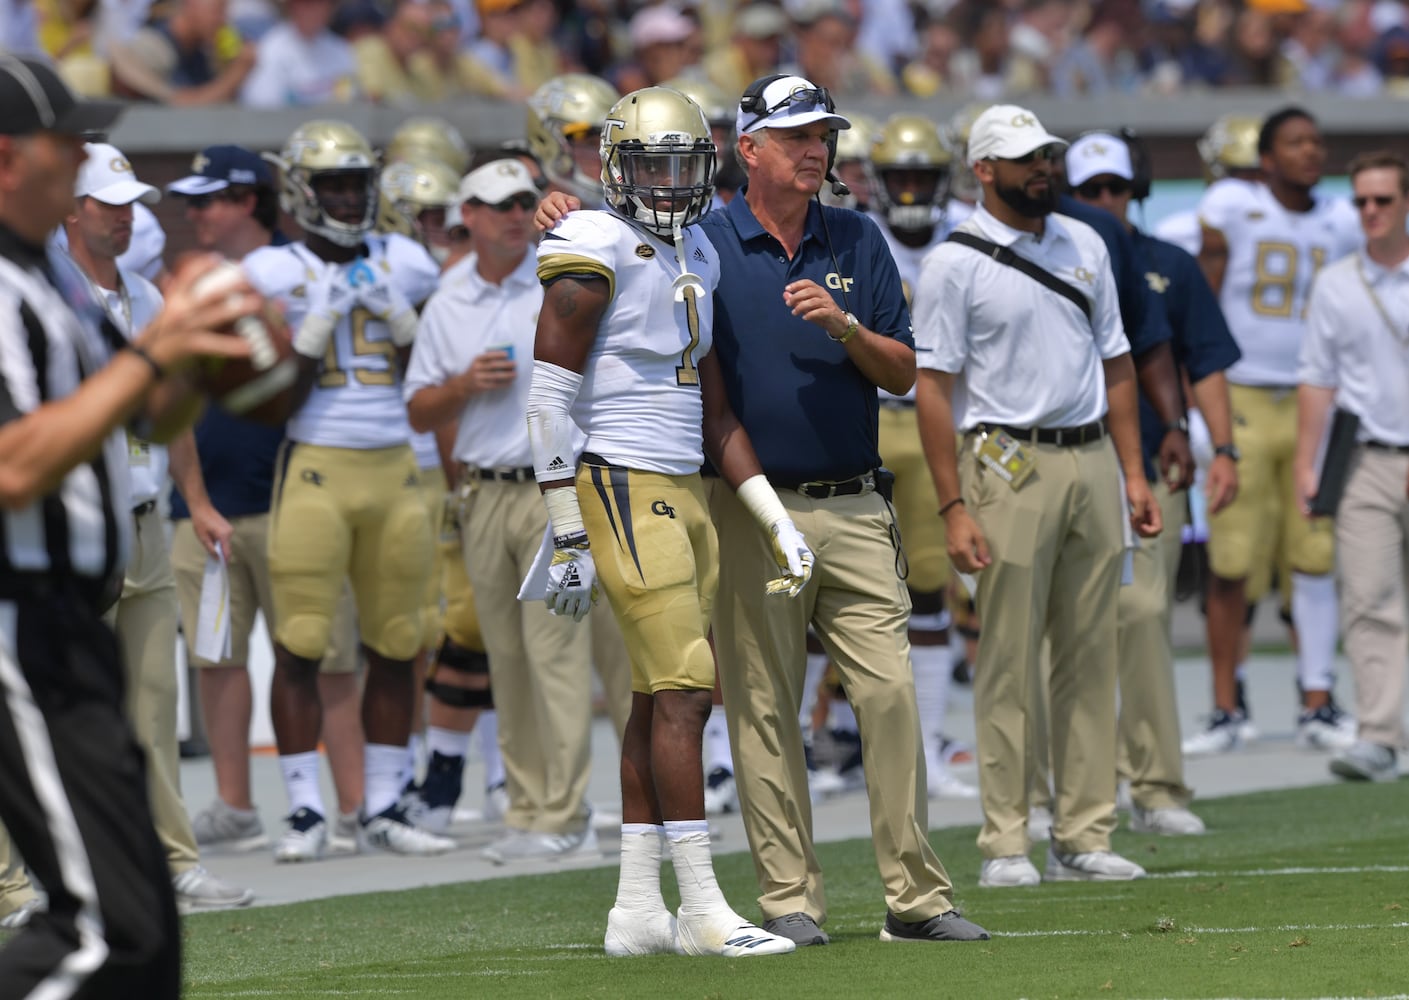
[1065,133,1133,187]
[965,105,1066,166]
[459,158,539,206]
[736,74,851,137]
[76,142,160,206]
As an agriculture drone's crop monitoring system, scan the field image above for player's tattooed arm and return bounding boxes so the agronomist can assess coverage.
[534,275,610,376]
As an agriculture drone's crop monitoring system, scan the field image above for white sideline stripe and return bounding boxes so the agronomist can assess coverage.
[1150,865,1409,879]
[0,603,109,1000]
[997,920,1409,938]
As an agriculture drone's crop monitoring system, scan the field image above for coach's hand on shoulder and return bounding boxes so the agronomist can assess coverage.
[944,503,991,574]
[764,518,814,598]
[535,191,580,231]
[293,265,356,359]
[1127,475,1162,538]
[546,532,598,622]
[139,254,258,373]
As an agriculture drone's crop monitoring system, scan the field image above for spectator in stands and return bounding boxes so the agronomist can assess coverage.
[611,4,699,93]
[354,0,436,104]
[1051,11,1141,96]
[703,2,787,98]
[239,0,358,106]
[902,16,962,97]
[950,5,1043,98]
[464,0,522,90]
[786,0,896,96]
[509,0,564,93]
[1,0,42,55]
[109,0,258,105]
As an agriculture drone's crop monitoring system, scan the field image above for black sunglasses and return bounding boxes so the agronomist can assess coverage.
[1076,178,1132,199]
[992,145,1061,166]
[1353,194,1397,209]
[472,192,537,213]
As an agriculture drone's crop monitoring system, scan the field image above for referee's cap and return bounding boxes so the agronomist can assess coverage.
[0,55,122,138]
[966,105,1066,167]
[1065,133,1133,187]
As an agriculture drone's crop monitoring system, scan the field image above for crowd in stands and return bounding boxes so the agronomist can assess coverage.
[7,0,1409,107]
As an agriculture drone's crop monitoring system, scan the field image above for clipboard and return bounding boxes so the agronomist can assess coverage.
[1309,409,1360,518]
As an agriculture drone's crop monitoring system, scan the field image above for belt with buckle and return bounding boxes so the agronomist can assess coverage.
[132,499,157,517]
[1364,440,1409,454]
[990,419,1107,447]
[790,471,876,500]
[461,465,536,483]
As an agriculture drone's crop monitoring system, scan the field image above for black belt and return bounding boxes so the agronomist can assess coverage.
[132,499,157,517]
[985,419,1108,447]
[1364,440,1409,454]
[460,465,536,483]
[785,471,876,500]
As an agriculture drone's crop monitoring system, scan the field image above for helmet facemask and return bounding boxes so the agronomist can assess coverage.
[874,165,950,234]
[604,137,716,237]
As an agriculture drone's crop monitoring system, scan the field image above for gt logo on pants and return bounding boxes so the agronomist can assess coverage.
[651,500,677,519]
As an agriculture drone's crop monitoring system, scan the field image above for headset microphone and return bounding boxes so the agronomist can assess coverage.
[827,172,851,197]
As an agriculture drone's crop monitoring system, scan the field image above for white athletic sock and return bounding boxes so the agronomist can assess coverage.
[703,704,732,774]
[800,651,828,735]
[615,824,666,911]
[427,725,471,760]
[1292,572,1339,693]
[664,820,730,918]
[399,732,423,791]
[828,700,858,735]
[910,642,953,774]
[364,743,408,818]
[477,711,505,788]
[280,752,325,817]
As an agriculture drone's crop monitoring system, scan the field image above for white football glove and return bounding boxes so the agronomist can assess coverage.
[293,266,357,359]
[353,262,418,347]
[765,518,814,598]
[545,532,599,622]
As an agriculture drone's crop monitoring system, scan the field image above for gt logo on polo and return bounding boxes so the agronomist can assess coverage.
[1146,272,1171,294]
[825,272,854,292]
[651,500,677,519]
[1073,267,1096,285]
[1011,113,1036,128]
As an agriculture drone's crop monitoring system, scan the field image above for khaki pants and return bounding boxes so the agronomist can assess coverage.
[1335,446,1409,749]
[0,824,36,918]
[1115,481,1194,809]
[459,479,594,835]
[963,436,1123,859]
[105,505,199,875]
[712,484,954,925]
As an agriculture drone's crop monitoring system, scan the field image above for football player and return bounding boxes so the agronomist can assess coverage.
[529,86,807,957]
[819,110,878,212]
[378,158,460,264]
[867,114,977,801]
[384,115,472,175]
[1155,114,1264,257]
[526,73,620,208]
[248,120,454,860]
[1191,107,1361,754]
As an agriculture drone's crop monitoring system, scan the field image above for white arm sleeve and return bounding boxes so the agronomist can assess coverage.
[527,359,587,541]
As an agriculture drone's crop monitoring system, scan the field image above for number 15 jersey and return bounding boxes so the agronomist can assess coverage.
[537,211,720,476]
[1198,178,1360,387]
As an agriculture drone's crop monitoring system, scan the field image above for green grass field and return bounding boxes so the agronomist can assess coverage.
[174,780,1408,998]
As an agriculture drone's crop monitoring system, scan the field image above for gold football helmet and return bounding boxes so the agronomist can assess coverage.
[1197,114,1263,181]
[378,158,460,261]
[662,76,732,130]
[869,114,952,234]
[385,117,472,175]
[601,87,715,237]
[943,102,991,204]
[268,120,379,248]
[526,73,620,205]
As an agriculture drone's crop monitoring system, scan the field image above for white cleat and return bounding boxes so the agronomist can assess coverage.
[1296,705,1358,752]
[1130,805,1206,836]
[605,906,681,956]
[274,807,327,863]
[928,769,979,800]
[363,807,456,856]
[675,910,797,957]
[978,855,1041,888]
[703,768,738,815]
[1181,710,1245,756]
[1045,846,1146,882]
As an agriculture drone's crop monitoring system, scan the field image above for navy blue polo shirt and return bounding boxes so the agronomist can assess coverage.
[701,193,912,485]
[1059,194,1171,357]
[171,232,291,521]
[1134,229,1242,467]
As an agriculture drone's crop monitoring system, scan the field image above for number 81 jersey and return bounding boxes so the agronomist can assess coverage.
[1198,177,1360,387]
[537,211,720,476]
[243,233,440,448]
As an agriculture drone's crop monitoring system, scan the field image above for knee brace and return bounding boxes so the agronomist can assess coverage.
[425,640,494,709]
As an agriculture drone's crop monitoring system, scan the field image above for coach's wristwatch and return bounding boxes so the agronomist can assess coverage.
[1164,417,1189,435]
[1213,443,1241,462]
[830,312,859,344]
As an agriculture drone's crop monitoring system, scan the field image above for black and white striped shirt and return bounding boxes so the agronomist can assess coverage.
[0,225,130,592]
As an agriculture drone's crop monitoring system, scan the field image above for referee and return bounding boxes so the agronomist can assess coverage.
[0,56,258,995]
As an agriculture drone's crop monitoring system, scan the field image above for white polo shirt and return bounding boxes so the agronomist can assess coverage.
[1298,249,1409,446]
[404,250,553,469]
[912,204,1129,430]
[99,267,168,505]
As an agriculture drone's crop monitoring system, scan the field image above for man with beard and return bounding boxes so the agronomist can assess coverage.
[912,105,1161,888]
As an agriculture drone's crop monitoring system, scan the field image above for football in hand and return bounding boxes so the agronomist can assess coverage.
[191,261,300,427]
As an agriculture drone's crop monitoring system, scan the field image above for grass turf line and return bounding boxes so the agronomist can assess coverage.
[173,780,1409,999]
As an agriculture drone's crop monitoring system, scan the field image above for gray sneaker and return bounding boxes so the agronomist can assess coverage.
[172,866,255,913]
[879,910,990,942]
[1330,740,1398,782]
[191,799,268,852]
[762,911,829,946]
[481,824,598,864]
[327,810,362,855]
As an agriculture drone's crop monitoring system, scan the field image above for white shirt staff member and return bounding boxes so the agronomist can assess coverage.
[913,105,1160,890]
[1295,150,1409,785]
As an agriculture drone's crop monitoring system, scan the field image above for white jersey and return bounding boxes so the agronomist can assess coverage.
[244,232,439,450]
[1198,178,1360,386]
[874,211,954,404]
[1153,208,1201,257]
[536,211,720,476]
